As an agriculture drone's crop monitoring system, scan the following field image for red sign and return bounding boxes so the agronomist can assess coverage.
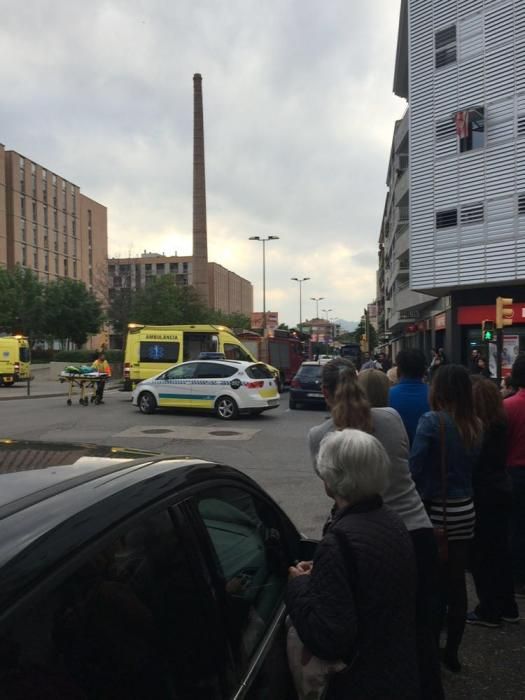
[406,324,418,333]
[434,313,446,330]
[251,312,279,329]
[457,304,525,325]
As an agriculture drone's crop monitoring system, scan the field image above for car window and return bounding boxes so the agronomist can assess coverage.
[195,488,289,672]
[0,510,224,700]
[245,364,273,380]
[298,365,321,379]
[19,347,30,362]
[223,343,252,362]
[139,341,180,363]
[194,362,237,379]
[163,363,198,380]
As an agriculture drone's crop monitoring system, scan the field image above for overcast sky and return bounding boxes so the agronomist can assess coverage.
[0,0,405,326]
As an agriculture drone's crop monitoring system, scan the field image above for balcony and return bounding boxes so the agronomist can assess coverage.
[394,286,435,313]
[394,108,409,152]
[394,228,409,258]
[392,258,409,281]
[394,168,409,204]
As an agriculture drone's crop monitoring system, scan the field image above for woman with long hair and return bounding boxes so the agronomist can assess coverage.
[357,368,390,407]
[467,377,518,626]
[309,358,444,699]
[410,364,482,673]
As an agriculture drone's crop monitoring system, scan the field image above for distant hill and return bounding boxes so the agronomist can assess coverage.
[335,319,359,332]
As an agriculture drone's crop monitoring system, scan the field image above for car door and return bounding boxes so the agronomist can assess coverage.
[154,362,199,409]
[0,506,227,700]
[191,362,238,410]
[186,482,305,700]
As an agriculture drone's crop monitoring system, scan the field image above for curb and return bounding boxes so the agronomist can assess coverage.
[0,384,124,402]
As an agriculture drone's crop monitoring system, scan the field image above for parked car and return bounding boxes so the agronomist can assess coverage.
[289,361,326,410]
[0,440,316,700]
[131,359,279,420]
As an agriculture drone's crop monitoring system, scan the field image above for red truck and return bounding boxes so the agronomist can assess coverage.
[236,329,306,388]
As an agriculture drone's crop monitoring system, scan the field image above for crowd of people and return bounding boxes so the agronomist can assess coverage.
[285,348,525,700]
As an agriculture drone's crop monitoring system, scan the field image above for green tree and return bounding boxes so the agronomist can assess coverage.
[42,278,104,347]
[131,277,209,325]
[0,266,45,337]
[107,287,135,336]
[206,310,251,330]
[353,318,378,351]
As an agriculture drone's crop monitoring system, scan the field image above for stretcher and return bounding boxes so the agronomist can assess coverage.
[59,371,109,406]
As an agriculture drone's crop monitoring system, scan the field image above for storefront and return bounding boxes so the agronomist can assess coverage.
[457,302,525,373]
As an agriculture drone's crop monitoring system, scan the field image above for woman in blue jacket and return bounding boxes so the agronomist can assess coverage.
[410,365,482,673]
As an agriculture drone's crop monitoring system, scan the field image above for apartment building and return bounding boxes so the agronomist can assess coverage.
[0,144,107,296]
[379,0,525,362]
[108,253,253,316]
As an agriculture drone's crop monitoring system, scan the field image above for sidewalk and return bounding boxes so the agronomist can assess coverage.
[0,378,123,401]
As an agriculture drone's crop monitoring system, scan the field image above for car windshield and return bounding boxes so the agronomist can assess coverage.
[245,364,273,379]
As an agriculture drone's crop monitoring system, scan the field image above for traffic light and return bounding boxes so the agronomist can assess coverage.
[495,297,513,329]
[481,320,495,342]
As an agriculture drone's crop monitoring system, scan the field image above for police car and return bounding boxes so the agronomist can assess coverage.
[131,359,280,419]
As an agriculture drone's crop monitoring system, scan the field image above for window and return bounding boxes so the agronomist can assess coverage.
[170,262,178,272]
[64,235,68,254]
[42,170,47,202]
[44,231,48,249]
[33,249,38,269]
[73,260,77,278]
[456,107,485,152]
[20,219,25,242]
[64,258,68,276]
[64,219,67,234]
[194,362,237,379]
[54,209,58,229]
[54,231,59,251]
[44,253,49,272]
[195,486,289,685]
[519,194,525,216]
[32,223,38,245]
[461,203,484,224]
[88,208,92,227]
[223,343,252,362]
[73,238,77,257]
[32,200,37,220]
[20,196,25,217]
[157,263,165,273]
[21,246,27,266]
[88,230,93,246]
[245,364,274,380]
[435,24,456,68]
[54,255,59,273]
[145,263,152,272]
[436,208,458,229]
[140,341,181,364]
[72,218,76,236]
[43,205,48,226]
[0,510,222,700]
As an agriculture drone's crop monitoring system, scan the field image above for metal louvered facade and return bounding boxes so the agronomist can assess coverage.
[407,0,525,295]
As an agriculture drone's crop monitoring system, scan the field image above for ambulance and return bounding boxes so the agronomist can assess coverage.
[0,336,31,386]
[123,324,280,390]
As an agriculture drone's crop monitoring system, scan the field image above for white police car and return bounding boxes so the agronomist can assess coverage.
[131,359,280,419]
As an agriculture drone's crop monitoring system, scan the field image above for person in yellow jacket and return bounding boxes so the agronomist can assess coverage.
[91,352,111,403]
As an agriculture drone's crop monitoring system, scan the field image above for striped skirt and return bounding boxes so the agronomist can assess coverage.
[427,497,476,541]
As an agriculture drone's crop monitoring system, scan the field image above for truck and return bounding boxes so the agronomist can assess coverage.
[339,342,362,369]
[236,329,306,386]
[123,324,280,391]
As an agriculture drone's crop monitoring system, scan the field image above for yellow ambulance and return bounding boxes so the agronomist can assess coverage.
[0,336,31,386]
[123,324,280,390]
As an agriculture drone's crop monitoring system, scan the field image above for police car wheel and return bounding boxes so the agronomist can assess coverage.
[215,395,239,420]
[138,391,157,414]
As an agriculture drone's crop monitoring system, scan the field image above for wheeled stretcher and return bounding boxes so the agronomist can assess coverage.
[59,371,109,406]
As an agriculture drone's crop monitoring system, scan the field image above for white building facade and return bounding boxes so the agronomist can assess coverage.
[390,0,525,363]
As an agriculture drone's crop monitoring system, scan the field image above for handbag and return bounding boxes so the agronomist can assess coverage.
[286,617,347,700]
[433,413,448,562]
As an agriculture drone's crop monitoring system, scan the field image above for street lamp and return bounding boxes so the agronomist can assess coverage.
[310,297,325,319]
[291,277,310,332]
[248,235,279,330]
[322,308,333,320]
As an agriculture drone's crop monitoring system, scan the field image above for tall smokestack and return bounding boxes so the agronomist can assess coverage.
[192,73,209,304]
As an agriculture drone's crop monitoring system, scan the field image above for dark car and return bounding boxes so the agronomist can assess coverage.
[289,361,326,409]
[0,440,315,700]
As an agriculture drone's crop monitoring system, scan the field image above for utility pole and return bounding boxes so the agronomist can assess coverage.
[291,277,310,333]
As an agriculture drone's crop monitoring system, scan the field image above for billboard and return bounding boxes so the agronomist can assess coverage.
[251,312,279,330]
[488,335,520,377]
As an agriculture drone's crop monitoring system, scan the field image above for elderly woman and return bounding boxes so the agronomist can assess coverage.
[287,429,419,699]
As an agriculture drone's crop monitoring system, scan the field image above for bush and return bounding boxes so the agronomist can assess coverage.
[54,350,123,363]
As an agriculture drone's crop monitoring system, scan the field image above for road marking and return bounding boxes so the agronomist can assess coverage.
[114,425,260,441]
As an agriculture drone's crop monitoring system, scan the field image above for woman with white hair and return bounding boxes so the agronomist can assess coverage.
[287,429,419,700]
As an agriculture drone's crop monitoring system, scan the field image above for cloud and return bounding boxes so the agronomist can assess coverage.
[0,0,405,324]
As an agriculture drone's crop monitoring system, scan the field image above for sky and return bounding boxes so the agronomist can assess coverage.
[0,0,405,326]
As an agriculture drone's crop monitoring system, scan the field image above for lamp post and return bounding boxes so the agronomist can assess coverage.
[291,277,310,333]
[248,235,279,330]
[322,309,333,347]
[310,297,325,319]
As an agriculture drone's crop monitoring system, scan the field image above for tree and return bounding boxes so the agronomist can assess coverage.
[131,277,209,325]
[353,318,378,351]
[42,279,104,347]
[0,266,45,337]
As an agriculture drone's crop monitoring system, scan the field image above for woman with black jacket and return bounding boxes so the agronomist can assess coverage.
[467,377,519,626]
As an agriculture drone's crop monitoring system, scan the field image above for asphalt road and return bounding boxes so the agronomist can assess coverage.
[0,388,523,698]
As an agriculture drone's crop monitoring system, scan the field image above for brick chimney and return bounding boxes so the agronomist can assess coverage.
[192,73,209,304]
